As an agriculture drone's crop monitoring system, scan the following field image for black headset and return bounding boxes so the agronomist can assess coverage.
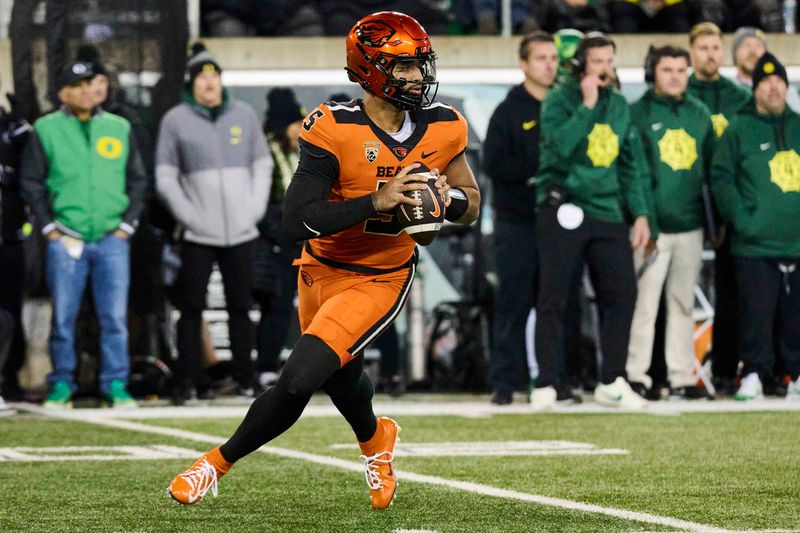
[570,32,617,75]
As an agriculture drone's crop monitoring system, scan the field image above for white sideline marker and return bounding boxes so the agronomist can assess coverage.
[16,405,782,533]
[330,440,628,457]
[0,445,201,462]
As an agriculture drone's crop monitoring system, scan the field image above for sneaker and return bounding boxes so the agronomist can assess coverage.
[594,377,647,408]
[106,380,139,409]
[734,372,763,401]
[359,416,400,510]
[168,447,232,505]
[668,386,712,401]
[0,395,15,417]
[43,381,72,409]
[530,386,556,411]
[490,389,513,405]
[785,376,800,402]
[258,371,279,389]
[712,376,737,396]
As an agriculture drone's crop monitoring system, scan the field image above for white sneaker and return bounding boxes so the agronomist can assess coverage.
[735,372,763,401]
[0,394,15,417]
[786,377,800,402]
[594,377,647,408]
[530,386,557,411]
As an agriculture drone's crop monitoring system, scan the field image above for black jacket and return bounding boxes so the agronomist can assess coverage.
[0,107,31,244]
[482,84,542,219]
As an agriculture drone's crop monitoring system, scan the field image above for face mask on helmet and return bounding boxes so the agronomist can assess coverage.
[345,12,440,111]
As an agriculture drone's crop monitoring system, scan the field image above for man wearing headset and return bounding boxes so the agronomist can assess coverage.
[626,45,715,401]
[531,33,654,410]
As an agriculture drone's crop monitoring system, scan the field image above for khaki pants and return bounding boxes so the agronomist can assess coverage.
[627,229,703,389]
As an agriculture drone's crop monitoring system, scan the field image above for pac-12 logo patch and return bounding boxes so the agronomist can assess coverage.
[364,142,380,163]
[301,271,313,287]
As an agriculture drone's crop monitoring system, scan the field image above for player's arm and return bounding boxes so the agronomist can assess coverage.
[440,152,480,225]
[283,140,426,241]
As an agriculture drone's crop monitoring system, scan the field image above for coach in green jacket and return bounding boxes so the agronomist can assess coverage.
[21,61,147,409]
[711,53,800,402]
[626,45,715,401]
[532,33,652,410]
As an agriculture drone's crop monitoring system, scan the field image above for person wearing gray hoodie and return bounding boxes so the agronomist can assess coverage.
[156,44,272,401]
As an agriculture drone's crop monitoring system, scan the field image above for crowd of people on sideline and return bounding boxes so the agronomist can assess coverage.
[201,0,800,36]
[486,22,800,409]
[1,13,799,414]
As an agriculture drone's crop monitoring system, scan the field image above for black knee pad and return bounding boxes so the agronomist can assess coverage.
[280,334,341,397]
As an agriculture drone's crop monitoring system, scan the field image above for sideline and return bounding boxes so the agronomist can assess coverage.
[17,404,759,533]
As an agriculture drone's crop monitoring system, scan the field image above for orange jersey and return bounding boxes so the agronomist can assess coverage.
[298,100,468,269]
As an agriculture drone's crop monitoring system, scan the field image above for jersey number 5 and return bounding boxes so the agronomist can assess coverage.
[364,180,403,236]
[303,109,325,132]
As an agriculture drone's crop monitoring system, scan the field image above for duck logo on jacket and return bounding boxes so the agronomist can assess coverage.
[769,149,800,193]
[586,123,618,168]
[658,128,697,171]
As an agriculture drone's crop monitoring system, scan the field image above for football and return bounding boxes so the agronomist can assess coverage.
[395,171,445,246]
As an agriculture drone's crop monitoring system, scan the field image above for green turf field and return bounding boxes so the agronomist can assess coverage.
[0,403,798,533]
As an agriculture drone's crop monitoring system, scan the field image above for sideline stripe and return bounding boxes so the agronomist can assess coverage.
[20,405,739,533]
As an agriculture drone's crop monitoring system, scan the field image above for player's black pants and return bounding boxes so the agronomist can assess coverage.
[174,240,255,389]
[734,256,800,382]
[535,206,637,388]
[220,334,376,463]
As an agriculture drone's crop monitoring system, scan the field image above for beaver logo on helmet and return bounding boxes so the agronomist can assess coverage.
[357,21,397,47]
[345,11,439,111]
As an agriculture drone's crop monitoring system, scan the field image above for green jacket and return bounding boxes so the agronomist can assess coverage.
[537,79,651,225]
[711,101,800,257]
[631,89,714,234]
[687,75,750,138]
[21,108,147,242]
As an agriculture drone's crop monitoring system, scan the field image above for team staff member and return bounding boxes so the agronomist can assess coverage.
[627,45,714,400]
[483,31,558,406]
[686,23,752,394]
[168,12,480,509]
[711,53,800,402]
[532,33,652,410]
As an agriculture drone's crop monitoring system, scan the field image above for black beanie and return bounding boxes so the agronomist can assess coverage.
[185,42,222,87]
[752,52,788,92]
[76,44,107,77]
[264,88,306,134]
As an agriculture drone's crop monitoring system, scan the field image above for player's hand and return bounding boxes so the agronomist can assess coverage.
[113,229,130,239]
[46,229,63,241]
[631,216,651,251]
[580,74,601,109]
[429,168,452,208]
[644,238,657,258]
[370,162,428,212]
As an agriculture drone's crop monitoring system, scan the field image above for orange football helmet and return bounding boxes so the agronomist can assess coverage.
[345,11,438,110]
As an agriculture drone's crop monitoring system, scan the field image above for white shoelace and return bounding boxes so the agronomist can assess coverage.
[181,459,218,503]
[359,451,393,490]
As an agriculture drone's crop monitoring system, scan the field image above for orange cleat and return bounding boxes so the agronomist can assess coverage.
[359,416,400,510]
[168,447,232,505]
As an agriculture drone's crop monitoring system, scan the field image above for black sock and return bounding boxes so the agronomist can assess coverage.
[323,357,377,443]
[220,335,340,463]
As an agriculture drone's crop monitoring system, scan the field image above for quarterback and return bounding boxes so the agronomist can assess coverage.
[168,11,480,510]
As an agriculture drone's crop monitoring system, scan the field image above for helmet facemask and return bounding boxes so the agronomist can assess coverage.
[377,54,439,110]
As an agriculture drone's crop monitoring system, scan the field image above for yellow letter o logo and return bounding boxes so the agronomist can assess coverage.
[96,137,123,159]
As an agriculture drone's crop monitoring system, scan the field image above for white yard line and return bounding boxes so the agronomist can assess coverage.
[13,398,800,420]
[18,404,750,533]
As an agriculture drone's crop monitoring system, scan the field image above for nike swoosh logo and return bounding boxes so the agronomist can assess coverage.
[421,151,437,159]
[428,188,441,218]
[522,120,537,131]
[652,123,663,131]
[302,221,321,237]
[760,143,770,151]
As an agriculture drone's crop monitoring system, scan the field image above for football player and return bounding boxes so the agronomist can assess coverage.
[168,11,480,510]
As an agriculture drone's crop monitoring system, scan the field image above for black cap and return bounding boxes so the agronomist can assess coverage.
[59,61,95,89]
[752,52,788,92]
[76,44,107,77]
[264,88,305,134]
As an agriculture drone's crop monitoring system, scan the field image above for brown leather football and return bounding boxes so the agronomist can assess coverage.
[394,171,445,246]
